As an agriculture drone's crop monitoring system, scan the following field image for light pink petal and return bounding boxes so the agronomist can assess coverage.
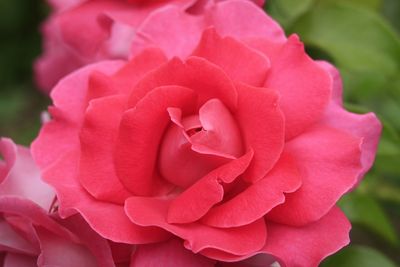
[127,56,238,111]
[318,61,382,184]
[202,151,301,227]
[0,219,37,255]
[235,83,285,183]
[32,60,124,169]
[267,125,362,226]
[131,5,205,58]
[192,28,270,86]
[0,139,54,210]
[207,0,285,42]
[264,35,331,140]
[36,227,99,267]
[42,150,171,244]
[115,85,197,196]
[130,238,215,267]
[3,253,37,267]
[264,207,351,267]
[167,150,253,224]
[60,215,117,267]
[79,95,131,204]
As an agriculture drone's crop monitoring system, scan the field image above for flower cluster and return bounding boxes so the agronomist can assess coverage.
[1,0,381,266]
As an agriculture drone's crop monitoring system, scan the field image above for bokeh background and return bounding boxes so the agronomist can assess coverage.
[0,0,399,266]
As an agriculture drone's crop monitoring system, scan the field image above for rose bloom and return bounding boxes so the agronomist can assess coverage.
[32,1,381,266]
[0,138,117,267]
[35,0,264,93]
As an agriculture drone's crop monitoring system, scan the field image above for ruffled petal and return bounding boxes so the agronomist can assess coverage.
[167,150,253,224]
[130,238,215,267]
[128,56,238,111]
[42,150,170,244]
[115,85,197,196]
[192,28,270,86]
[318,61,382,184]
[32,61,124,169]
[235,83,285,183]
[79,95,131,204]
[264,207,351,267]
[125,197,267,259]
[202,151,301,227]
[267,125,362,225]
[0,138,54,210]
[264,35,331,140]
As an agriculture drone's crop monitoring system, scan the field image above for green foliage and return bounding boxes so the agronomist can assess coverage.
[321,245,397,267]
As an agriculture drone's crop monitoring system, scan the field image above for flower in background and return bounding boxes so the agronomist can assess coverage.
[0,138,116,267]
[32,0,381,266]
[34,0,264,93]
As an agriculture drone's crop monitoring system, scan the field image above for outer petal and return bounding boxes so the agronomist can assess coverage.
[235,83,285,183]
[267,125,362,225]
[130,238,215,267]
[42,150,170,244]
[79,95,131,204]
[32,61,124,170]
[318,61,382,184]
[264,35,331,139]
[0,138,54,210]
[202,151,301,228]
[192,28,270,86]
[125,197,267,259]
[264,207,351,267]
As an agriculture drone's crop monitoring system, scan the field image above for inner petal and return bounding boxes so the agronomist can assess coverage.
[159,99,244,189]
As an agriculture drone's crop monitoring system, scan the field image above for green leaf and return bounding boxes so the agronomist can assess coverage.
[339,193,399,246]
[266,0,314,28]
[344,0,382,10]
[291,1,400,76]
[321,245,397,267]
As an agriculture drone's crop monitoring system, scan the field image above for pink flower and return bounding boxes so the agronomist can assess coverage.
[0,138,115,267]
[32,1,381,266]
[35,0,264,93]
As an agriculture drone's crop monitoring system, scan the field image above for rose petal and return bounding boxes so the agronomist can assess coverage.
[79,95,131,204]
[235,83,285,183]
[264,207,351,267]
[267,125,362,225]
[130,238,215,267]
[127,56,238,111]
[264,35,331,140]
[125,197,267,259]
[0,139,54,210]
[202,151,301,227]
[167,150,253,224]
[192,28,270,86]
[42,150,170,244]
[208,0,285,42]
[32,61,124,169]
[115,85,197,196]
[0,220,37,255]
[3,253,37,267]
[318,61,382,184]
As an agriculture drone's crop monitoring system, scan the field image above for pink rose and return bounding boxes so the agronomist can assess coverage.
[0,138,115,267]
[35,0,264,93]
[32,1,381,266]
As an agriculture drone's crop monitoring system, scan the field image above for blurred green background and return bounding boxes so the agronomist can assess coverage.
[0,0,399,266]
